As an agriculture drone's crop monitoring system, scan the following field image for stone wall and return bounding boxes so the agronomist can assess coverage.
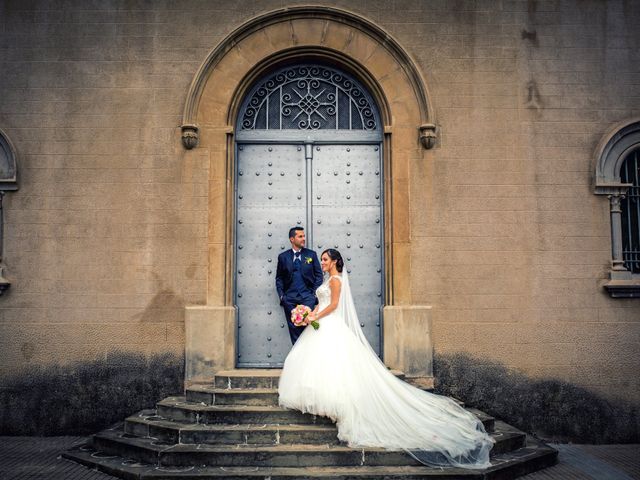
[396,0,640,401]
[0,0,639,403]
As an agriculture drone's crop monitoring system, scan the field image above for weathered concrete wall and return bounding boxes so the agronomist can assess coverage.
[0,0,639,403]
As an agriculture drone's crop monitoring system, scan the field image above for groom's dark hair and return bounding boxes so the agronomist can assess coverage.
[289,226,304,239]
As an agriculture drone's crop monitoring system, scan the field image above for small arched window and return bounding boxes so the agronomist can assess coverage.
[620,150,640,274]
[0,129,18,294]
[0,129,18,191]
[594,119,640,297]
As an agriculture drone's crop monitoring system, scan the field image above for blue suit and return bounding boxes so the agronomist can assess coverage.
[275,248,324,344]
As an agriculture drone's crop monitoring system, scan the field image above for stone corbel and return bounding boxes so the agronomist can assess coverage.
[593,183,632,197]
[419,123,437,149]
[181,124,199,150]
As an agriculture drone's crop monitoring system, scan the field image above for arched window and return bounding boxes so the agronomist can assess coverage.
[0,129,18,294]
[0,129,18,191]
[594,119,640,297]
[235,63,381,144]
[620,150,640,274]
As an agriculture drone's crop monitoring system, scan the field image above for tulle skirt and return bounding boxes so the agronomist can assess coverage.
[278,310,494,469]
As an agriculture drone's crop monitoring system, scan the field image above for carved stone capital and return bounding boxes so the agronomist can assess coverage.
[419,123,437,149]
[608,193,624,212]
[181,124,199,150]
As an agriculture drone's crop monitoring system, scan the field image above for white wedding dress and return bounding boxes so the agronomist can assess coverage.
[278,272,494,469]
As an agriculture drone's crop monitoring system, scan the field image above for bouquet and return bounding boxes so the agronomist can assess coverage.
[291,304,320,330]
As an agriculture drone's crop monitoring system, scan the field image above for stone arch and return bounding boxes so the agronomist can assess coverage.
[0,128,18,191]
[183,6,434,382]
[180,6,436,148]
[594,117,640,186]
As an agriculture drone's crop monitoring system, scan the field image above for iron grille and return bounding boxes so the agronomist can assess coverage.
[621,149,640,274]
[240,65,378,131]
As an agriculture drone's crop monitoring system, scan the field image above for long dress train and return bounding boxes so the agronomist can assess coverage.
[278,272,494,469]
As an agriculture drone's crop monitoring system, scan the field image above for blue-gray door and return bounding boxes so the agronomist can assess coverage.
[235,64,383,367]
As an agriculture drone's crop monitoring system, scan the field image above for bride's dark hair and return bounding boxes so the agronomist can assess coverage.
[322,248,344,272]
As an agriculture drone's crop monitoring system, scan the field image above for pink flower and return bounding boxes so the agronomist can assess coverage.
[291,304,312,326]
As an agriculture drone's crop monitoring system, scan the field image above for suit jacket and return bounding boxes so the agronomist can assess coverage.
[275,248,324,304]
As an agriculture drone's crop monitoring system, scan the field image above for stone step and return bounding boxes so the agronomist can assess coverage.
[186,386,280,406]
[125,410,342,445]
[187,385,460,409]
[213,369,282,389]
[65,433,555,478]
[211,368,409,389]
[158,399,485,437]
[124,410,505,448]
[91,429,418,467]
[92,422,523,468]
[157,396,481,431]
[157,396,335,425]
[465,408,494,433]
[488,421,527,454]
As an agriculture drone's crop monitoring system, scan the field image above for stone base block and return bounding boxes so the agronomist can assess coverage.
[185,305,236,384]
[382,305,433,380]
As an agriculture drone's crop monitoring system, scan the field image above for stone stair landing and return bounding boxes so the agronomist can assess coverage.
[63,368,557,479]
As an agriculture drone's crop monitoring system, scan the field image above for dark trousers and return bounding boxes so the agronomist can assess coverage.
[282,295,317,345]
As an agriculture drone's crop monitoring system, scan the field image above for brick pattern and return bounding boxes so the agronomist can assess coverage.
[395,0,640,402]
[0,1,639,402]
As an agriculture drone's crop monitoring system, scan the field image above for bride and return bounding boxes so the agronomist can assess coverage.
[278,248,495,469]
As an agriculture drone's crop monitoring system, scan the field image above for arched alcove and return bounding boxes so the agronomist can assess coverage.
[182,6,435,384]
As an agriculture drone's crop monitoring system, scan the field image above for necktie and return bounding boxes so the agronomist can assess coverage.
[294,252,301,262]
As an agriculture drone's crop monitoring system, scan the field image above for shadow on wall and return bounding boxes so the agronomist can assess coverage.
[434,352,640,444]
[132,272,186,323]
[0,351,183,436]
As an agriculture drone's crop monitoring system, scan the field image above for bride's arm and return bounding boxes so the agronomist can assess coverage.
[312,278,341,321]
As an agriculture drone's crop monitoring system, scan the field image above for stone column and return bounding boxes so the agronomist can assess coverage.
[594,183,640,296]
[608,193,628,276]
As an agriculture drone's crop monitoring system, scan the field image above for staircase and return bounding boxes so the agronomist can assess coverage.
[64,369,557,479]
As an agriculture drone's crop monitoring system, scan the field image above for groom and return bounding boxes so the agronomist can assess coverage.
[275,226,324,344]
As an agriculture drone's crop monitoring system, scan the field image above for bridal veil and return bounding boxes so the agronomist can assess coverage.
[332,270,495,469]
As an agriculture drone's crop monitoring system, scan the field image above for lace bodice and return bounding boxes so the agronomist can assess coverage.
[316,275,342,309]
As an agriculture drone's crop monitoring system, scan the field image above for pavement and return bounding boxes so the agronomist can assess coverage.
[0,436,638,480]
